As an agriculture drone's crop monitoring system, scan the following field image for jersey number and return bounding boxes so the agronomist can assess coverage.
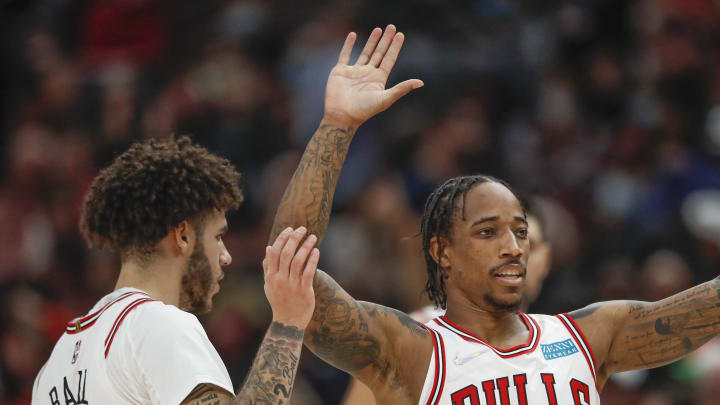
[450,373,590,405]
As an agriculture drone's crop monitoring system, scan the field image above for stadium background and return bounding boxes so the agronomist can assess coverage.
[3,0,720,403]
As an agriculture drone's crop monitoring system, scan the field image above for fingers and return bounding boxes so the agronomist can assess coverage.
[337,32,357,65]
[278,227,307,277]
[289,234,317,282]
[355,27,382,65]
[301,248,320,289]
[379,32,405,75]
[369,24,397,68]
[267,227,293,276]
[382,79,424,109]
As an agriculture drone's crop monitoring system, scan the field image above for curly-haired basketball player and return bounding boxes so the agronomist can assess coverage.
[32,136,320,404]
[270,25,720,405]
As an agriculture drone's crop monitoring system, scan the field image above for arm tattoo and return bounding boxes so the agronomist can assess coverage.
[236,322,304,405]
[184,323,306,404]
[184,384,224,405]
[268,123,355,244]
[614,277,720,370]
[306,271,381,372]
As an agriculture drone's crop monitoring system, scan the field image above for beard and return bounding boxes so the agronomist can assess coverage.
[179,240,215,314]
[482,292,521,312]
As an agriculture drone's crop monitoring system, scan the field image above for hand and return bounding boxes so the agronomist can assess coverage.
[263,227,319,328]
[323,24,424,128]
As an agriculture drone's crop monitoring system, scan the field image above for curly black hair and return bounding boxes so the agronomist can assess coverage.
[79,135,243,254]
[420,175,524,309]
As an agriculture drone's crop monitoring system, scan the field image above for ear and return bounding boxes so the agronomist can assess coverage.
[172,220,193,254]
[429,236,452,270]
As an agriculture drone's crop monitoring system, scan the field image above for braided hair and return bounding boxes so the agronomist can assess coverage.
[420,175,523,309]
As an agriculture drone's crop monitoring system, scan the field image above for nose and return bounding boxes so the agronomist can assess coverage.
[220,246,232,267]
[499,230,522,259]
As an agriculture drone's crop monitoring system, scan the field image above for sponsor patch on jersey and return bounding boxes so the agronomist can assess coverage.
[540,338,578,360]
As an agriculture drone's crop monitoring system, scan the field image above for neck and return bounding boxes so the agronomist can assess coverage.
[443,295,528,348]
[114,255,183,307]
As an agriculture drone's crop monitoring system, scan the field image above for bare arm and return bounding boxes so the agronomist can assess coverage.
[268,123,356,245]
[267,26,429,393]
[570,276,720,388]
[268,24,422,245]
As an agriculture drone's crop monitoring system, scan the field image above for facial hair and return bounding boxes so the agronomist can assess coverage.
[483,259,526,312]
[482,292,521,312]
[179,239,215,314]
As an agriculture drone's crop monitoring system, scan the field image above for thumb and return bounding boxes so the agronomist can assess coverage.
[381,79,424,109]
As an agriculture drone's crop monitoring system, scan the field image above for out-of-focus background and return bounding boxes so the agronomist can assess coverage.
[3,0,720,404]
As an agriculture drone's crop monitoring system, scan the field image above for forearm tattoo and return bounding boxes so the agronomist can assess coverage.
[236,322,305,405]
[611,277,720,370]
[182,326,305,405]
[268,123,354,244]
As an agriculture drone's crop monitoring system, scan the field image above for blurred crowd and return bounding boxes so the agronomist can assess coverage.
[3,0,720,403]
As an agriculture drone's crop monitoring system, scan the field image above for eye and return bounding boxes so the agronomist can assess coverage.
[516,228,528,239]
[475,228,495,238]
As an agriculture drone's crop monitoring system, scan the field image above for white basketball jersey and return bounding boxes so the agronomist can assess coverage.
[418,313,600,405]
[32,288,233,405]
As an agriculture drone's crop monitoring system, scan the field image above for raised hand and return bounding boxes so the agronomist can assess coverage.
[262,227,319,327]
[323,25,424,128]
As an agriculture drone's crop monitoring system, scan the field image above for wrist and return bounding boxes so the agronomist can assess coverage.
[321,113,361,131]
[269,320,306,340]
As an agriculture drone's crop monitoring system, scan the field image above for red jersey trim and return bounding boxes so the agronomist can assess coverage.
[434,313,541,358]
[421,325,446,405]
[65,291,148,334]
[104,297,155,358]
[556,313,598,390]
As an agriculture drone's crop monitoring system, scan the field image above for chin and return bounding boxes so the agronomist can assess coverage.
[483,292,522,312]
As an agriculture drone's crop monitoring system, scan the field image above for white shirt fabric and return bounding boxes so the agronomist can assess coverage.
[418,313,601,405]
[32,288,233,405]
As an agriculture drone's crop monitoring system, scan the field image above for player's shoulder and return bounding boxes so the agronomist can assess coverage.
[129,300,200,330]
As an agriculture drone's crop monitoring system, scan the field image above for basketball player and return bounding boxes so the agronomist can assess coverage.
[270,25,720,404]
[340,206,551,405]
[32,137,320,404]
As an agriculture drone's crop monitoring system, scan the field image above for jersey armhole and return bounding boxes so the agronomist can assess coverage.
[556,313,599,391]
[419,325,446,405]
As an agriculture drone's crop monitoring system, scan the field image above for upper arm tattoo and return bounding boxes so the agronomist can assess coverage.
[305,269,430,393]
[268,124,354,244]
[610,277,720,371]
[182,384,232,405]
[306,271,381,372]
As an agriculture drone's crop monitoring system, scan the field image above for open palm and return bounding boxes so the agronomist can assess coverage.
[323,25,424,127]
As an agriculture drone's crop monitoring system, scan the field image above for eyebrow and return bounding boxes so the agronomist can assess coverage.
[218,225,229,235]
[470,216,499,227]
[470,216,528,227]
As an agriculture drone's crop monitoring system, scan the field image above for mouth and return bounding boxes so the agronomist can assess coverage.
[491,263,525,286]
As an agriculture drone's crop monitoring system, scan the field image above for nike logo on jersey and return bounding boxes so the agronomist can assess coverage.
[541,338,578,360]
[454,351,483,365]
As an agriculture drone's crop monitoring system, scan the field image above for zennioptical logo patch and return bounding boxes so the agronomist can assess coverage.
[541,339,578,360]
